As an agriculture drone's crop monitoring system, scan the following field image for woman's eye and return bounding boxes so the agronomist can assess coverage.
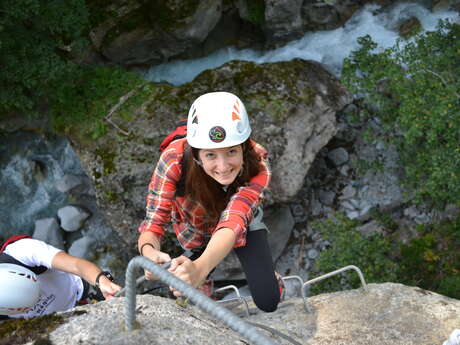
[205,153,215,159]
[228,149,237,155]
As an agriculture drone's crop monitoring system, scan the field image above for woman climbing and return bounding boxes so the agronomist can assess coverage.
[138,91,281,312]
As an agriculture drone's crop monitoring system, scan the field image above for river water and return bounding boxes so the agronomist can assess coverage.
[142,2,459,85]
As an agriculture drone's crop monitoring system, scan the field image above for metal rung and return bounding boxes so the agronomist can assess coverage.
[301,265,367,312]
[280,275,304,300]
[215,284,250,317]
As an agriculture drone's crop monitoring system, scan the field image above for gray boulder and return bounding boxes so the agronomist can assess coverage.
[42,283,460,345]
[94,1,223,65]
[57,205,91,232]
[68,236,96,260]
[33,217,64,250]
[264,0,305,44]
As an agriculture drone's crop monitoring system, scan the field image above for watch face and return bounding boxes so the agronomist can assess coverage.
[209,126,226,143]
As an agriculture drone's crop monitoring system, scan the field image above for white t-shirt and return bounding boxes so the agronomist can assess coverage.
[4,238,84,319]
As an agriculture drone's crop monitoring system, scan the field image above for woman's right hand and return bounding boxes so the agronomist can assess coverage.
[142,247,171,280]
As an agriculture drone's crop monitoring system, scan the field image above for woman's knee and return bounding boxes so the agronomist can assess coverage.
[253,294,280,312]
[252,286,280,312]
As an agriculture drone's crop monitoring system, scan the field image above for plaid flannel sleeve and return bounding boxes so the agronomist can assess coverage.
[138,147,182,238]
[215,141,271,247]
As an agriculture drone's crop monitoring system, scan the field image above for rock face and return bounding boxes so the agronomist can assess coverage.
[86,0,401,66]
[94,0,223,65]
[70,58,349,248]
[44,283,460,345]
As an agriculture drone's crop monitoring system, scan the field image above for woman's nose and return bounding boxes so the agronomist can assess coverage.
[216,156,228,170]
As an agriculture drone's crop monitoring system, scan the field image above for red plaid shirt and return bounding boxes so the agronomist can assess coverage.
[138,138,271,249]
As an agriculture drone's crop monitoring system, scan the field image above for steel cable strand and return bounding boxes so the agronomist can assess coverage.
[247,322,304,345]
[124,256,279,345]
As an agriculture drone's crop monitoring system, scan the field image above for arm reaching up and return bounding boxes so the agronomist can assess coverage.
[51,251,121,299]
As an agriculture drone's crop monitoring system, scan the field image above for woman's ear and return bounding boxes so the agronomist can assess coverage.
[191,147,202,167]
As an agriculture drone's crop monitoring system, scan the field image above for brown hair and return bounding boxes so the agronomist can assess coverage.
[184,139,261,225]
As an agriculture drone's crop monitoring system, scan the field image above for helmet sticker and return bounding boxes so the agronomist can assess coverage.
[209,126,226,143]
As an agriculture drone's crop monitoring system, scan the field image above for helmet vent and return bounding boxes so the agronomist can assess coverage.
[232,100,241,121]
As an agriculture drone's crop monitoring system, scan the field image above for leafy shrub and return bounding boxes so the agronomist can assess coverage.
[50,65,146,138]
[310,213,399,295]
[398,216,460,299]
[342,21,460,207]
[0,0,89,116]
[0,1,149,139]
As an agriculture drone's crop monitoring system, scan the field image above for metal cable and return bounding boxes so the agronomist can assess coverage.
[124,256,279,345]
[114,275,146,297]
[248,322,304,345]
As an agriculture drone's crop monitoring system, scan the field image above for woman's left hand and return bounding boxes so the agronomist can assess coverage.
[169,255,207,297]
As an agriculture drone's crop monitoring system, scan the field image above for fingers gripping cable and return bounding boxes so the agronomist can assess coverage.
[114,260,174,298]
[123,256,279,345]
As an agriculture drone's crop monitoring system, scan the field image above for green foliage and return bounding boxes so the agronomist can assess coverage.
[0,1,149,139]
[0,0,90,116]
[310,213,399,295]
[369,208,399,231]
[311,212,460,299]
[342,21,460,206]
[50,65,145,138]
[398,216,460,299]
[246,0,265,26]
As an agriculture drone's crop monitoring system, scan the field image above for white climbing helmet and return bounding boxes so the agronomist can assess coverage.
[186,92,251,149]
[0,264,40,315]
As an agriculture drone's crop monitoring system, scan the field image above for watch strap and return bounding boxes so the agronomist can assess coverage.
[95,271,114,287]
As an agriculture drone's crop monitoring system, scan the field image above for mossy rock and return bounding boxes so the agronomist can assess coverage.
[0,314,67,345]
[69,58,349,247]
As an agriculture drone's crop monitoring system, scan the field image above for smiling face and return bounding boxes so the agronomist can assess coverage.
[197,145,243,185]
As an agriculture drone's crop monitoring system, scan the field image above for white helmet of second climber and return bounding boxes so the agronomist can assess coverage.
[186,92,251,149]
[0,264,40,315]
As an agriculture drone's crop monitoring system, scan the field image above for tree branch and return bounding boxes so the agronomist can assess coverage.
[425,69,460,98]
[104,82,148,135]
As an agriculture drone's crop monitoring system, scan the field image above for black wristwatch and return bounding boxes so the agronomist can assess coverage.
[95,271,114,287]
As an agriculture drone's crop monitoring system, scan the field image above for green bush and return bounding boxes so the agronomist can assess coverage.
[398,217,460,299]
[342,21,460,207]
[310,213,399,295]
[0,1,149,139]
[310,212,460,299]
[50,65,146,138]
[0,0,89,116]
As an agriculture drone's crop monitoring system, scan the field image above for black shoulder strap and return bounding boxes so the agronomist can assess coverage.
[175,144,190,197]
[0,252,48,275]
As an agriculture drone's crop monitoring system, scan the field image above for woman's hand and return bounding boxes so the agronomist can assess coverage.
[168,255,208,297]
[138,233,171,280]
[142,247,172,280]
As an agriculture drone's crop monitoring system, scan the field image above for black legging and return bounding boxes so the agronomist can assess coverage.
[233,229,280,312]
[187,229,280,312]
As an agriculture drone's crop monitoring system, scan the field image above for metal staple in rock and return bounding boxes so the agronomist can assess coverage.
[124,256,279,345]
